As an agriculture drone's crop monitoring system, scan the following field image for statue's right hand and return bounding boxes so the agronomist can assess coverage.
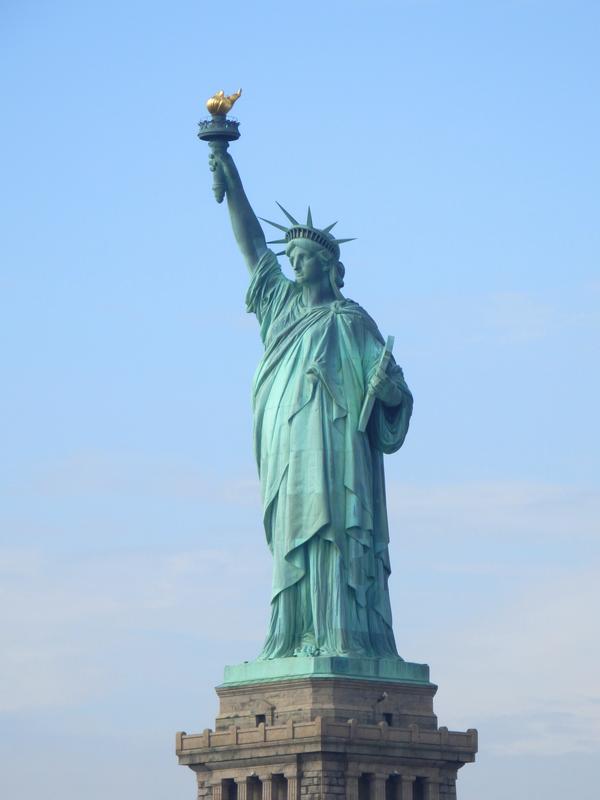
[208,150,237,194]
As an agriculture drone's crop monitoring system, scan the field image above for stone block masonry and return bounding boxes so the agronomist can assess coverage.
[176,675,476,800]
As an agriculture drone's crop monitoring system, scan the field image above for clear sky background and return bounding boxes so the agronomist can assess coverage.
[1,1,599,798]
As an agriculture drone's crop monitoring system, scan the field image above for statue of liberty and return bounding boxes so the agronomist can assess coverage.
[208,145,413,662]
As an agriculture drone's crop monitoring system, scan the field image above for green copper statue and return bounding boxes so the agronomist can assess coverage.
[201,92,413,661]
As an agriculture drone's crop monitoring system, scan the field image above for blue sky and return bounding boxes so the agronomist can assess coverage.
[1,1,599,798]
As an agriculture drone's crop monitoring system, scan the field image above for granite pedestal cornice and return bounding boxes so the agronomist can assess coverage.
[176,715,478,770]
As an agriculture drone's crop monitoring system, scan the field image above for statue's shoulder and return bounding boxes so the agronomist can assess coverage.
[334,298,364,315]
[336,299,383,341]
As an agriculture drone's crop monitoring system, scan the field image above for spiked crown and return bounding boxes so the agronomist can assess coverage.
[260,203,355,259]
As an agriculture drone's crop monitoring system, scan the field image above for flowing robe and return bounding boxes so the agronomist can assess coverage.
[246,251,413,659]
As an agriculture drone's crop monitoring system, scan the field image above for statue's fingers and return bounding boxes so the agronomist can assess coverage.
[375,371,389,389]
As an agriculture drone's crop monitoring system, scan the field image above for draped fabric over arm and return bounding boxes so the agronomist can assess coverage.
[246,249,298,344]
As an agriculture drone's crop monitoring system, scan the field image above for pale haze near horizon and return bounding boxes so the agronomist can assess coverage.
[1,1,599,799]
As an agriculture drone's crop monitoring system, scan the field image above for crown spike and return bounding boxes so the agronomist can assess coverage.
[259,217,289,232]
[275,202,300,226]
[322,221,338,233]
[333,238,356,245]
[267,238,288,245]
[306,206,313,227]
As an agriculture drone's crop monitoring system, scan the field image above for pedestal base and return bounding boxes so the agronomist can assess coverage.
[176,664,477,800]
[222,656,431,687]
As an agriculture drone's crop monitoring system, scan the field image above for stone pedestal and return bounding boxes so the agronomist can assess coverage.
[176,659,477,800]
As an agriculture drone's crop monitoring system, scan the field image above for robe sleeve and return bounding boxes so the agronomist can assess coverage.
[245,249,297,344]
[363,334,413,454]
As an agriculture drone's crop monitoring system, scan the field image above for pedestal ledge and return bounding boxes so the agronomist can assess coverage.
[221,655,432,687]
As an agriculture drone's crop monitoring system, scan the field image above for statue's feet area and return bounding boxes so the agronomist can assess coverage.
[291,647,374,658]
[293,643,319,657]
[291,639,367,658]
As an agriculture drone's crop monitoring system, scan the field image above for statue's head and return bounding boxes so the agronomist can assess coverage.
[285,238,345,294]
[260,204,353,299]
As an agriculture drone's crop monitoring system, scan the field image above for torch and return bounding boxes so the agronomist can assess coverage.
[197,89,242,204]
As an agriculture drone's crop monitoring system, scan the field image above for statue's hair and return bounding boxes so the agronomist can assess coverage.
[333,260,345,289]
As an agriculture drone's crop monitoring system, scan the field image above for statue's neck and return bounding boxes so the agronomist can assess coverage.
[302,280,336,308]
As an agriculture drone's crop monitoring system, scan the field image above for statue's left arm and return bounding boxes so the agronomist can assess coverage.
[364,336,413,454]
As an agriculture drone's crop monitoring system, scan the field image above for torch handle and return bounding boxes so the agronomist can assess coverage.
[209,140,229,204]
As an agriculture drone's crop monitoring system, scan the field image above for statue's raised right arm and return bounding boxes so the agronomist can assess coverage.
[209,151,267,273]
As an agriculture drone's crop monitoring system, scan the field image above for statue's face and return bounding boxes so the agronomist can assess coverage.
[288,241,327,286]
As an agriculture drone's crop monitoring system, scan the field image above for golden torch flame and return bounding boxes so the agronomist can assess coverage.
[206,88,242,115]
